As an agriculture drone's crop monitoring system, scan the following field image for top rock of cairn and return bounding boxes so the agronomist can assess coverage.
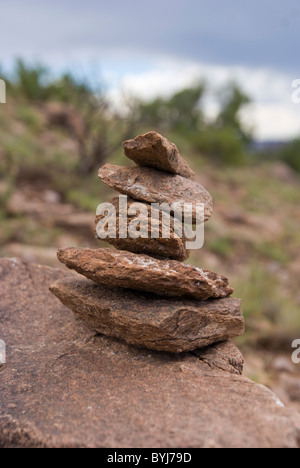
[51,132,244,354]
[123,131,196,179]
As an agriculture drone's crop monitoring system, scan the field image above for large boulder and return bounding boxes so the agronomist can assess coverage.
[0,258,299,448]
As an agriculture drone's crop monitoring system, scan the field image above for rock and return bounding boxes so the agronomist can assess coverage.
[95,196,190,261]
[57,247,234,300]
[45,101,85,138]
[6,187,94,237]
[1,258,300,448]
[269,162,299,185]
[279,375,300,403]
[50,276,244,353]
[98,164,213,223]
[123,131,195,179]
[192,341,244,375]
[271,356,297,374]
[0,181,10,198]
[2,243,59,267]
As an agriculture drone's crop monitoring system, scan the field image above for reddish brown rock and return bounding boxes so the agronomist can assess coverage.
[50,276,244,353]
[123,131,195,179]
[95,196,190,261]
[57,247,234,300]
[98,164,213,223]
[192,341,244,375]
[198,341,244,374]
[1,258,300,448]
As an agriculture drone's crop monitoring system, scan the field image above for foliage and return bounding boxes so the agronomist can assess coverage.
[13,59,51,100]
[278,138,300,173]
[206,236,234,258]
[139,83,205,134]
[2,60,254,169]
[217,82,252,144]
[2,59,139,175]
[192,127,248,165]
[138,81,252,165]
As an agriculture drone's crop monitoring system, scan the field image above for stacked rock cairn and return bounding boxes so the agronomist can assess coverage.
[50,132,245,353]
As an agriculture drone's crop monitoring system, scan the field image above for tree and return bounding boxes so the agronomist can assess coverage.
[279,139,300,173]
[4,60,140,175]
[14,59,51,100]
[192,82,252,165]
[139,83,205,134]
[192,127,248,165]
[217,82,252,144]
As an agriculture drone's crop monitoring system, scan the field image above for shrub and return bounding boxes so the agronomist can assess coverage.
[279,138,300,173]
[192,127,248,166]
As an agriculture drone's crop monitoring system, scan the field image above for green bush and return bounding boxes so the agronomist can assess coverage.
[279,138,300,173]
[18,105,43,132]
[192,127,248,165]
[8,59,94,104]
[13,59,51,101]
[207,236,233,258]
[139,83,205,134]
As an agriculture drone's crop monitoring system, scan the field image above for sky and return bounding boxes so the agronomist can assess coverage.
[1,0,300,140]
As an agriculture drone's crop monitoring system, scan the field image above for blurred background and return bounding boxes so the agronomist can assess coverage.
[0,0,300,407]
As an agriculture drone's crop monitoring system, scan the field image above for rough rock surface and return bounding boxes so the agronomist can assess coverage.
[192,341,244,375]
[57,247,234,300]
[98,164,213,223]
[1,258,300,448]
[50,276,244,353]
[123,131,195,179]
[95,196,190,261]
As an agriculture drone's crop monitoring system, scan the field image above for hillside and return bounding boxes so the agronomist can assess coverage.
[1,94,300,410]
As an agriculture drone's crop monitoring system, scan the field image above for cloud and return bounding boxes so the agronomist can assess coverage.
[1,0,299,73]
[247,103,300,140]
[1,0,299,139]
[107,60,300,140]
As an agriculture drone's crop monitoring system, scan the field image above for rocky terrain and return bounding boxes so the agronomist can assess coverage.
[1,162,300,413]
[1,258,299,448]
[0,99,300,440]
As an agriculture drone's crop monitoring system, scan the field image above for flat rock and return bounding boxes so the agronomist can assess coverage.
[98,164,213,223]
[1,258,300,448]
[50,276,245,353]
[193,341,244,375]
[95,196,190,261]
[57,247,234,300]
[123,131,195,179]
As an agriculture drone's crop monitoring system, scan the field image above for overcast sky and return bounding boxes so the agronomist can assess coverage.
[1,0,300,140]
